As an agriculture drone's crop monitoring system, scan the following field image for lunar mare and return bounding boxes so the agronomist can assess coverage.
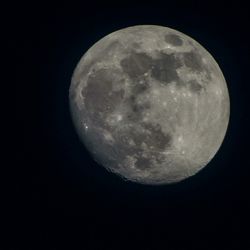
[69,25,230,185]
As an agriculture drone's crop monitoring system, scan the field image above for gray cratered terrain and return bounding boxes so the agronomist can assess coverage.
[69,25,230,185]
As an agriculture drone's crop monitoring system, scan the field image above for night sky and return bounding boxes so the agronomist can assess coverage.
[14,1,249,249]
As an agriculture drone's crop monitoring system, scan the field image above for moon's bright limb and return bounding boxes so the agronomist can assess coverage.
[69,25,230,185]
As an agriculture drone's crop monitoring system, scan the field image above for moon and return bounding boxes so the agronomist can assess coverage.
[69,25,230,185]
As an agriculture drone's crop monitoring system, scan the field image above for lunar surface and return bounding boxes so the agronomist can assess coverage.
[69,25,230,185]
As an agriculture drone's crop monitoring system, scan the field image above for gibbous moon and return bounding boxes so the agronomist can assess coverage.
[69,25,230,185]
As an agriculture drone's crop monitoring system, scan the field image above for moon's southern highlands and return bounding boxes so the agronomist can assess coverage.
[69,25,230,185]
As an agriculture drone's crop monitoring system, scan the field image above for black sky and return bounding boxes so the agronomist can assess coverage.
[13,1,250,249]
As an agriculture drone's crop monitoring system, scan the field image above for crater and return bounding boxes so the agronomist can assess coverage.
[164,34,183,46]
[151,53,182,83]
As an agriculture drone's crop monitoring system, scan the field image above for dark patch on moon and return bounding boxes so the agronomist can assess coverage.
[188,79,203,93]
[142,123,172,150]
[164,34,183,46]
[134,151,167,170]
[120,52,153,78]
[125,109,140,122]
[131,100,151,114]
[125,96,151,122]
[151,53,182,83]
[183,50,204,72]
[84,68,124,122]
[131,42,142,49]
[183,50,212,82]
[131,78,150,95]
[124,76,151,122]
[128,122,172,151]
[135,156,149,170]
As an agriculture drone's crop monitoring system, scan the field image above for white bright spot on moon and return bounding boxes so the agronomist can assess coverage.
[128,139,136,146]
[216,89,222,96]
[178,135,183,142]
[152,89,160,95]
[103,132,114,143]
[83,123,88,130]
[116,114,123,121]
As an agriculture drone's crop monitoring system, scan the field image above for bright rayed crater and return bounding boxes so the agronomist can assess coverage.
[69,25,230,185]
